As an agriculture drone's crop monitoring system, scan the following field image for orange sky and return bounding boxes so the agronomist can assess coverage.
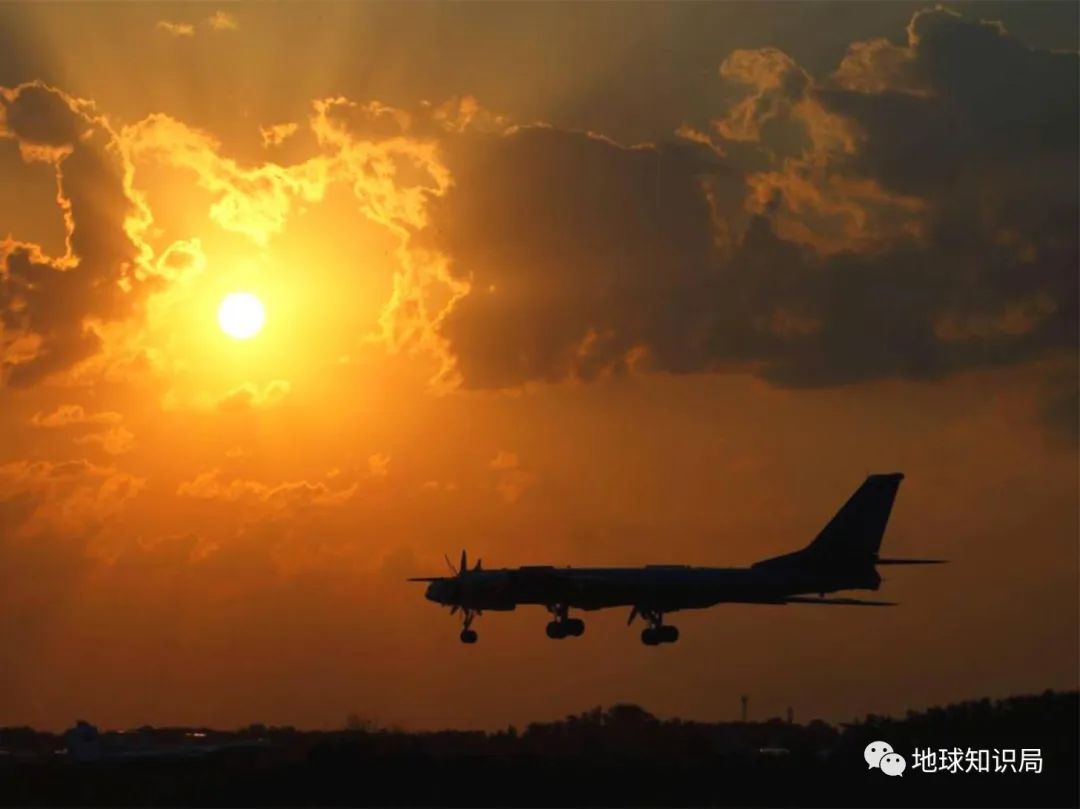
[0,3,1076,731]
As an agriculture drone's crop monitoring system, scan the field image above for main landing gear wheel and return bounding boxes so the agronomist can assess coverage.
[459,629,478,644]
[546,618,585,639]
[632,608,679,645]
[640,625,679,645]
[545,606,585,639]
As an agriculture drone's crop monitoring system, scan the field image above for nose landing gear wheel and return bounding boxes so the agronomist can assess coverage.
[460,629,478,644]
[546,621,567,639]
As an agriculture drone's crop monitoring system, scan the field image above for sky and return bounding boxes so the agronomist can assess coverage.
[0,2,1076,732]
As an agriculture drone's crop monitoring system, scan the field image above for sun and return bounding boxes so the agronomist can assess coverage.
[218,292,266,340]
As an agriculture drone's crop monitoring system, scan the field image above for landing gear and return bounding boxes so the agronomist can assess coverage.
[641,625,679,645]
[546,618,585,639]
[544,605,585,640]
[632,608,679,645]
[457,608,479,644]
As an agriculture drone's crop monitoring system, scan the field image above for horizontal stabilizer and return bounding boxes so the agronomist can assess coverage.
[406,576,444,582]
[875,558,947,565]
[785,596,897,607]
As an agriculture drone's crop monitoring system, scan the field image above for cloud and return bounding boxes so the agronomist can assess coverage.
[367,452,391,479]
[74,426,135,455]
[308,9,1074,400]
[30,404,122,428]
[120,114,330,245]
[177,469,357,510]
[259,122,298,148]
[420,480,458,493]
[159,380,292,413]
[26,403,134,455]
[0,458,144,536]
[488,451,535,504]
[215,379,292,411]
[421,125,728,389]
[156,12,236,39]
[819,8,1077,211]
[156,20,194,37]
[714,48,817,146]
[111,531,217,570]
[206,11,238,32]
[1,82,151,389]
[2,7,1072,431]
[153,238,206,284]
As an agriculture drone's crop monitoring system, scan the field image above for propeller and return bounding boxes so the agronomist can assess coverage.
[441,550,481,574]
[410,551,484,622]
[412,549,474,583]
[430,551,482,616]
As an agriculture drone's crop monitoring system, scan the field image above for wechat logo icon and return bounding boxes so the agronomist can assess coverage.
[865,741,907,776]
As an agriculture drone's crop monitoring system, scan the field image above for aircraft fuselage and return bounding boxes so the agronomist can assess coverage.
[424,562,881,613]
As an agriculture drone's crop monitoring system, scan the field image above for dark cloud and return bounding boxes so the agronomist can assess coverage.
[421,126,729,387]
[823,8,1078,198]
[393,9,1077,397]
[1,82,147,388]
[808,7,1079,382]
[818,8,1079,306]
[1,82,89,146]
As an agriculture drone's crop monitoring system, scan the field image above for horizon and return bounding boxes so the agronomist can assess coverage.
[6,687,1075,736]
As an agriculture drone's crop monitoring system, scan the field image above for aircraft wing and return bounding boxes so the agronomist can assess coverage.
[783,596,897,607]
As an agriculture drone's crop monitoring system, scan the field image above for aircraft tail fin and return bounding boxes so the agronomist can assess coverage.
[805,473,904,564]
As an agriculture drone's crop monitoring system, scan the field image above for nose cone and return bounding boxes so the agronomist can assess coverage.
[425,580,449,604]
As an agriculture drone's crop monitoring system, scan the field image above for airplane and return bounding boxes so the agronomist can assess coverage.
[409,473,945,645]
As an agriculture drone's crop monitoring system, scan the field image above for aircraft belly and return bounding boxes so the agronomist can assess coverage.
[565,568,758,612]
[496,566,868,612]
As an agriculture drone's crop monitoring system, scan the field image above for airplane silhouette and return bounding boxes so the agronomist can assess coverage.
[409,473,945,645]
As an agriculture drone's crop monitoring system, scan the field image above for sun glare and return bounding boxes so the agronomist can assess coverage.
[218,292,266,340]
